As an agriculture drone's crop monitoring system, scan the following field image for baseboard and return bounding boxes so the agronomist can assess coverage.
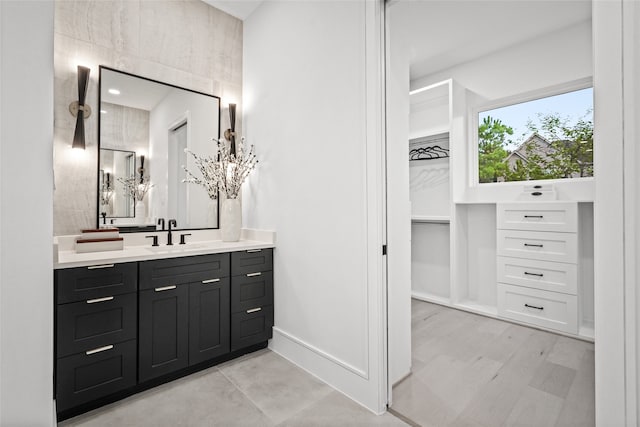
[269,327,385,414]
[271,327,367,378]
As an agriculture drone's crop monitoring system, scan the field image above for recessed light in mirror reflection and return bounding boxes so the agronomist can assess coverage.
[108,88,120,95]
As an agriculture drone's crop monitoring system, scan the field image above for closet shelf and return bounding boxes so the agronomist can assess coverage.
[411,216,450,224]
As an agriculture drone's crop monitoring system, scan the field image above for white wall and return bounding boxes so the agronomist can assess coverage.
[0,1,55,425]
[243,0,387,412]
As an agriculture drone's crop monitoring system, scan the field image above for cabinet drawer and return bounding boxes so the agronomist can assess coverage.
[497,230,577,263]
[56,262,137,304]
[497,283,577,334]
[56,339,137,412]
[139,253,229,290]
[497,202,577,232]
[57,292,137,358]
[497,257,577,295]
[231,249,273,276]
[231,271,274,314]
[231,305,274,351]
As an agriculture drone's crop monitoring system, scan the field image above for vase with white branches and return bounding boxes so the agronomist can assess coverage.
[118,176,153,224]
[183,137,258,241]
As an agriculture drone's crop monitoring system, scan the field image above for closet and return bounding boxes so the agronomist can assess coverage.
[409,80,594,341]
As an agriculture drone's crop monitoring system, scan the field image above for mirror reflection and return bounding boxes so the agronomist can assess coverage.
[98,66,221,231]
[99,149,135,219]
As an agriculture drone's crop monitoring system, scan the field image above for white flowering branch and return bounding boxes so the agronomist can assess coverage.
[183,137,258,200]
[117,176,153,202]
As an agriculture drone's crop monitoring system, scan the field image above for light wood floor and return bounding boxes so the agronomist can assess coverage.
[391,299,595,427]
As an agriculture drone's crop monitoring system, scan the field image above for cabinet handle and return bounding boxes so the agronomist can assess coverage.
[86,296,114,304]
[87,264,114,270]
[246,307,262,314]
[86,344,114,355]
[524,272,544,277]
[202,278,220,284]
[524,303,544,310]
[155,285,177,292]
[524,215,544,219]
[523,243,544,248]
[247,272,262,277]
[247,249,262,253]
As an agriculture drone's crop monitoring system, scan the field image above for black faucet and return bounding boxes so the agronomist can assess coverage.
[167,219,177,245]
[157,218,165,231]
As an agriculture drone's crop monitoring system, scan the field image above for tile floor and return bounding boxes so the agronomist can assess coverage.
[391,299,595,427]
[59,349,407,427]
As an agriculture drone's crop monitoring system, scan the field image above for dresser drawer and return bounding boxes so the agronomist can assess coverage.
[139,253,229,290]
[231,271,274,314]
[231,305,274,351]
[231,249,273,276]
[497,257,577,295]
[497,202,577,232]
[57,292,137,358]
[497,283,578,334]
[56,262,137,304]
[497,230,577,263]
[56,339,137,412]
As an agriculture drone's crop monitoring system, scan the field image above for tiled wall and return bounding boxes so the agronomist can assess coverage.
[53,0,242,235]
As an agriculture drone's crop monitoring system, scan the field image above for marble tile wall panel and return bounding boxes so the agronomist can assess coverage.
[53,0,243,235]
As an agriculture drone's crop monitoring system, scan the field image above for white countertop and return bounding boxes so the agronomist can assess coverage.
[54,228,275,269]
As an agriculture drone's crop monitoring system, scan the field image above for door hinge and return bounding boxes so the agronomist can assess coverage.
[382,245,387,256]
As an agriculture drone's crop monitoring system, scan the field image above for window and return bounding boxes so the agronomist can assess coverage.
[477,87,593,184]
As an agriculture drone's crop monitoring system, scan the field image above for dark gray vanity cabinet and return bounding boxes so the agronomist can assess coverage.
[54,263,138,413]
[138,254,230,382]
[230,249,274,351]
[55,249,273,420]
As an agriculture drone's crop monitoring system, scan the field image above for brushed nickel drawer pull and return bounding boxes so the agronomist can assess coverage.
[246,307,262,314]
[524,243,544,248]
[155,285,177,292]
[86,344,114,355]
[202,278,220,284]
[247,272,262,277]
[87,264,115,270]
[524,215,544,218]
[247,249,262,253]
[524,303,544,311]
[86,296,114,304]
[524,272,544,277]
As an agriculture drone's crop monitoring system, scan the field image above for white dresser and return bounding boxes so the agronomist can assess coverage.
[496,202,579,334]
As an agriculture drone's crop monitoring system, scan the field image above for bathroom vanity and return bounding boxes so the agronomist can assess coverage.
[53,230,275,420]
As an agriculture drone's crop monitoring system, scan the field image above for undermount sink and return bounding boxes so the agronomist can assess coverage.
[145,243,208,253]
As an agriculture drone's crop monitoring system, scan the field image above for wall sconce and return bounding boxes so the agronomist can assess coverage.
[68,65,91,149]
[223,103,237,156]
[138,155,146,183]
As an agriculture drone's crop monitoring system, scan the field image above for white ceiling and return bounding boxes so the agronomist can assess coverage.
[201,0,264,20]
[101,69,173,111]
[388,0,592,80]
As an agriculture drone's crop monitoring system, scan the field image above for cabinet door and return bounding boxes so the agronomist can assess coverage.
[138,285,189,382]
[189,278,230,365]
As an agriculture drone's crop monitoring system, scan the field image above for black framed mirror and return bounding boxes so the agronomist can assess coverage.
[98,66,221,231]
